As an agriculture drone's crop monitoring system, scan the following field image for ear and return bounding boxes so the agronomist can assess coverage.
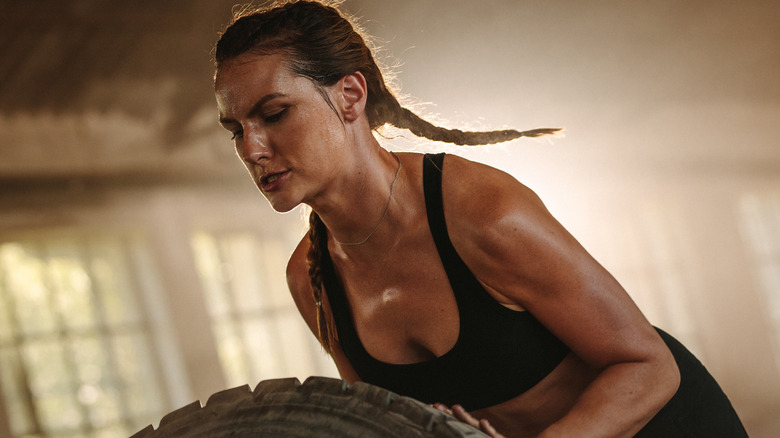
[335,71,368,123]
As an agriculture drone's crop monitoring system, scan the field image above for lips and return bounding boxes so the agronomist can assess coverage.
[259,170,289,192]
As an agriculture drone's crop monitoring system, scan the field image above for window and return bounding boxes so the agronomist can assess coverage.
[0,231,180,438]
[191,230,337,389]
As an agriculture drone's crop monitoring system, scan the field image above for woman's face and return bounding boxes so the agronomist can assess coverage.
[214,52,349,213]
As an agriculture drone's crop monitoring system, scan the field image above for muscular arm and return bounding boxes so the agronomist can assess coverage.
[443,155,680,437]
[286,238,361,383]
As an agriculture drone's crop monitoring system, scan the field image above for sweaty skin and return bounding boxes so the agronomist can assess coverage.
[216,51,680,438]
[286,154,678,438]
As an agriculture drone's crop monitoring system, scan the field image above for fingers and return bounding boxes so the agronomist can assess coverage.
[479,418,506,438]
[451,405,506,438]
[431,403,505,438]
[431,403,453,416]
[452,405,480,428]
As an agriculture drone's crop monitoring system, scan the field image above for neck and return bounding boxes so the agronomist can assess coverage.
[311,147,404,250]
[334,151,401,246]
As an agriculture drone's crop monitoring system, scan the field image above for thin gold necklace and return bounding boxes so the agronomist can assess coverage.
[336,152,402,246]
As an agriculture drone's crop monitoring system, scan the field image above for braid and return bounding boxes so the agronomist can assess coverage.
[391,104,560,146]
[365,59,560,144]
[306,210,335,353]
[359,39,561,145]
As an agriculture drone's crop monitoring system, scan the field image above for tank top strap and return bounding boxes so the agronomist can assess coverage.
[423,153,491,312]
[422,153,450,255]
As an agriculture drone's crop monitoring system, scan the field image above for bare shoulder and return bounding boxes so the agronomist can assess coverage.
[440,153,552,244]
[439,153,585,306]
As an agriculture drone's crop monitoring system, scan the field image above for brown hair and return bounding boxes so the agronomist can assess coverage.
[215,0,560,353]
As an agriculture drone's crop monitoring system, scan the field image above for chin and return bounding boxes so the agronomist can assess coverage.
[270,204,297,213]
[261,193,299,214]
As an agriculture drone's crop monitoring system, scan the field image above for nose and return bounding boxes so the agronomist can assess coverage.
[240,130,272,165]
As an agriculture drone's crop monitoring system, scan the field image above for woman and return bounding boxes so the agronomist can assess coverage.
[213,1,747,437]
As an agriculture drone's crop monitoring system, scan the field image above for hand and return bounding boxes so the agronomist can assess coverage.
[431,403,506,438]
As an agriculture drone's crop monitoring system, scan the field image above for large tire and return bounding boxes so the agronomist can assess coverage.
[131,376,490,437]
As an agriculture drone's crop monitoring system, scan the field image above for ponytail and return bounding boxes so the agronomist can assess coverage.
[389,103,560,146]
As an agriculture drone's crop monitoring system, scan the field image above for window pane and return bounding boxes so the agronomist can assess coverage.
[35,393,81,433]
[193,230,338,387]
[2,245,57,336]
[224,237,266,312]
[111,332,164,422]
[213,321,250,387]
[89,240,141,326]
[48,252,97,332]
[0,232,178,437]
[22,340,73,397]
[191,232,231,318]
[0,276,14,344]
[0,349,34,436]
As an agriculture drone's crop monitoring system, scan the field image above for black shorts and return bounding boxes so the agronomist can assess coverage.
[635,328,748,437]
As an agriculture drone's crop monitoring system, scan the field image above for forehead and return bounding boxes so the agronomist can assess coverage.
[214,52,305,115]
[216,51,288,85]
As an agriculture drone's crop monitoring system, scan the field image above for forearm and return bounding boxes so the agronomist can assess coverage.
[537,360,679,438]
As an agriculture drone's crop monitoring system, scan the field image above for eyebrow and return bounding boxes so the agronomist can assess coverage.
[219,92,288,125]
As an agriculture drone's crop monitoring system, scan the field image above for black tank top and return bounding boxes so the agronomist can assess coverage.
[321,153,570,410]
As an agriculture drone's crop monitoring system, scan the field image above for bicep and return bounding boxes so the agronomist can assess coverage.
[498,214,662,367]
[516,224,660,367]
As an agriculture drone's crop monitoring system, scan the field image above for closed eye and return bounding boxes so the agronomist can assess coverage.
[264,108,288,124]
[231,130,243,141]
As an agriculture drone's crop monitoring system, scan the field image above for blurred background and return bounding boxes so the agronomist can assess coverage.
[1,0,779,436]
